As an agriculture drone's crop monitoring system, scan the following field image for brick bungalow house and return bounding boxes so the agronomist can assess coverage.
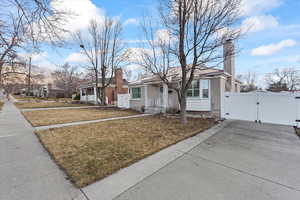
[79,68,128,105]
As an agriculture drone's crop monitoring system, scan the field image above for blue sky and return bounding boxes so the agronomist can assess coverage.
[30,0,300,85]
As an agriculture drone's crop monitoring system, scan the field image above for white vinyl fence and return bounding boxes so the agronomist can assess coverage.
[222,91,300,127]
[117,94,130,109]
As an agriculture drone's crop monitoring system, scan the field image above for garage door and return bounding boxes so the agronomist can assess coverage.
[222,92,300,126]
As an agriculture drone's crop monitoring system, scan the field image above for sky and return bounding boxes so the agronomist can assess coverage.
[28,0,300,85]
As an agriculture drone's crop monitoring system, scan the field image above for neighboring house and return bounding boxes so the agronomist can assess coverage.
[39,84,66,98]
[22,84,66,98]
[128,40,241,118]
[79,68,129,105]
[20,83,66,98]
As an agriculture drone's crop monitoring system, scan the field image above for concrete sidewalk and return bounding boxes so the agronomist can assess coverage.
[0,101,87,200]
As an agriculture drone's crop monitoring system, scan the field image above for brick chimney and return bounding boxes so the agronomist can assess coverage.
[223,39,235,92]
[115,68,123,94]
[47,83,52,90]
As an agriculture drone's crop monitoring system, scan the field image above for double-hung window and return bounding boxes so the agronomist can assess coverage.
[131,87,141,99]
[187,80,200,97]
[86,88,94,95]
[201,80,209,99]
[187,80,209,99]
[82,89,86,96]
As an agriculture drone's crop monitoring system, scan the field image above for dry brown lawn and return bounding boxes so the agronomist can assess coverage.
[13,95,72,102]
[15,101,92,109]
[13,95,39,101]
[23,108,140,126]
[296,128,300,137]
[36,116,215,187]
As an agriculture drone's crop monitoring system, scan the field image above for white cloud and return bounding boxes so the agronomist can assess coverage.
[65,52,88,63]
[18,52,58,70]
[19,52,48,63]
[126,48,150,63]
[241,15,279,33]
[256,54,300,64]
[155,29,170,42]
[124,18,139,26]
[51,0,105,36]
[251,39,298,56]
[241,0,282,16]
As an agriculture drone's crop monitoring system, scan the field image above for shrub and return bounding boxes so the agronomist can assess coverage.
[73,93,80,100]
[141,105,145,112]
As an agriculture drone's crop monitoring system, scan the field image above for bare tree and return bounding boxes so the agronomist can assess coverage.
[52,63,82,97]
[0,0,69,88]
[237,71,258,92]
[73,17,126,105]
[265,68,300,92]
[138,0,242,123]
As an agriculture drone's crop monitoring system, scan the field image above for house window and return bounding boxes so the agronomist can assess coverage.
[86,88,94,95]
[187,80,200,97]
[131,87,141,99]
[201,80,209,99]
[82,89,86,96]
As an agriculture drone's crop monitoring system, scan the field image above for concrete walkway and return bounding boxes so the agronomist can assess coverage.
[35,114,152,131]
[0,101,87,200]
[113,120,300,200]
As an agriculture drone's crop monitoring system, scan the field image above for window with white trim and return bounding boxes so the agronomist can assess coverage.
[201,80,209,99]
[131,87,141,99]
[82,89,86,96]
[187,80,200,97]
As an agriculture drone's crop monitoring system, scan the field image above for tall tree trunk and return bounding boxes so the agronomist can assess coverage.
[100,87,106,106]
[95,69,100,105]
[180,91,187,124]
[100,67,107,106]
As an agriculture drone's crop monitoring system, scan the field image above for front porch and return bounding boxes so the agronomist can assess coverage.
[138,79,212,114]
[80,87,109,105]
[144,83,171,113]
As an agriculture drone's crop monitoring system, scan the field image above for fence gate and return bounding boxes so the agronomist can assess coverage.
[222,92,300,127]
[117,94,130,109]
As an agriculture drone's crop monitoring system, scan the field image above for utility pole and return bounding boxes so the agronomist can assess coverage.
[27,56,32,96]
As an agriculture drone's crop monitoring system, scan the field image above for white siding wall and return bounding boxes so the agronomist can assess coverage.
[186,99,211,111]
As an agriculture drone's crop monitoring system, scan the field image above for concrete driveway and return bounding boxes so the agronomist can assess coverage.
[115,121,300,200]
